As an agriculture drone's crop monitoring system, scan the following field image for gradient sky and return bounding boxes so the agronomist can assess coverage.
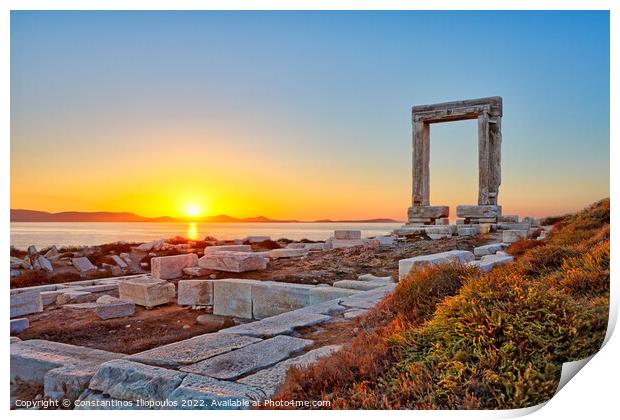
[10,11,609,220]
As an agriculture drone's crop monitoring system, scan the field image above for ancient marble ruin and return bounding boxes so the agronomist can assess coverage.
[409,96,503,225]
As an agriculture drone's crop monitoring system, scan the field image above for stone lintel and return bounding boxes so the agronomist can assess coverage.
[412,96,502,123]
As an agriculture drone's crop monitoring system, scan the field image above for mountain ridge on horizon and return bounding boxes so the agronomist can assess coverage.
[10,209,402,224]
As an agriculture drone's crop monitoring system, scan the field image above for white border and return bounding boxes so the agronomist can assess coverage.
[2,2,615,420]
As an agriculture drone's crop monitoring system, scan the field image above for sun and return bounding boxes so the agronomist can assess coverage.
[185,203,202,218]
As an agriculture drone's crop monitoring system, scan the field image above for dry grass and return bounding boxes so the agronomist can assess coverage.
[271,198,610,409]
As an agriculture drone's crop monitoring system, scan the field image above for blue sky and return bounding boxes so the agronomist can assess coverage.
[10,11,609,219]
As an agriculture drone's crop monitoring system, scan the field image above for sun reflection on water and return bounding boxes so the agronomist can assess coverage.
[186,222,199,241]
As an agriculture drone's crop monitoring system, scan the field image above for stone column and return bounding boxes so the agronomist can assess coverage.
[477,112,490,205]
[488,116,502,205]
[412,120,430,206]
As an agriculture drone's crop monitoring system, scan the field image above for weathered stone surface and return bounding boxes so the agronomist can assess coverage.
[110,255,128,269]
[474,243,507,257]
[199,252,267,273]
[308,286,357,305]
[118,278,175,307]
[136,239,165,252]
[151,253,198,280]
[196,314,226,328]
[332,279,388,291]
[11,318,29,334]
[339,284,396,309]
[74,284,119,293]
[457,205,502,218]
[178,280,214,306]
[407,206,449,219]
[358,274,392,282]
[183,266,211,277]
[325,238,365,249]
[64,302,98,311]
[11,337,21,343]
[96,300,135,320]
[303,242,326,251]
[11,256,31,269]
[11,339,121,385]
[127,333,261,368]
[212,279,259,318]
[251,282,314,319]
[219,309,330,338]
[237,345,341,396]
[180,335,312,380]
[393,225,426,236]
[168,374,264,409]
[468,254,514,272]
[28,245,38,256]
[286,243,306,249]
[56,290,92,305]
[334,230,361,240]
[11,291,43,318]
[72,257,97,272]
[502,229,528,244]
[498,222,530,231]
[36,255,54,272]
[457,226,480,237]
[399,250,475,279]
[96,295,118,304]
[424,226,452,240]
[204,245,252,253]
[45,365,98,401]
[478,223,493,234]
[498,215,519,223]
[373,235,396,246]
[267,248,308,259]
[435,218,450,225]
[89,359,185,402]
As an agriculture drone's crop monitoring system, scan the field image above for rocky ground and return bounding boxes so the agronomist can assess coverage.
[11,232,498,355]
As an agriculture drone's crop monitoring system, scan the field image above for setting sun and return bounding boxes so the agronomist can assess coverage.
[185,203,202,218]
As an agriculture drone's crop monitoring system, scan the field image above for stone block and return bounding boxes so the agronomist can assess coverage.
[237,345,341,396]
[468,254,514,272]
[251,282,314,319]
[502,230,528,244]
[204,245,252,253]
[399,250,475,279]
[71,257,97,273]
[286,243,306,249]
[45,365,98,401]
[325,238,365,249]
[497,222,531,231]
[474,243,507,257]
[332,279,389,291]
[407,205,449,219]
[64,303,98,311]
[151,253,199,280]
[424,226,452,240]
[435,218,450,225]
[56,290,92,305]
[456,205,502,218]
[127,333,261,368]
[118,278,175,308]
[96,300,135,320]
[303,242,326,251]
[457,226,480,237]
[219,309,331,338]
[180,335,313,380]
[168,374,264,409]
[334,230,361,240]
[199,252,267,273]
[74,284,119,293]
[308,287,358,305]
[178,280,214,306]
[11,318,29,334]
[183,266,211,277]
[498,215,519,223]
[339,284,396,309]
[110,255,128,269]
[36,255,54,272]
[11,291,43,318]
[267,248,308,259]
[393,225,426,236]
[212,279,260,318]
[89,359,185,402]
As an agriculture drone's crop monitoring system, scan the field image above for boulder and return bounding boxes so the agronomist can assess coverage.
[151,253,198,280]
[399,250,475,279]
[334,230,361,240]
[71,257,97,273]
[110,255,128,269]
[11,291,43,318]
[182,266,211,277]
[44,246,60,260]
[27,245,38,256]
[178,280,214,306]
[198,252,267,273]
[118,277,175,308]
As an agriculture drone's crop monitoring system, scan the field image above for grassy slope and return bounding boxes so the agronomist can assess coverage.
[272,199,610,409]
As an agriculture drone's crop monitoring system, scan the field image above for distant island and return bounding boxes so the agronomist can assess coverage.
[10,209,401,224]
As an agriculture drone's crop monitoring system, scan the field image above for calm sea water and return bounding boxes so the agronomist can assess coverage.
[10,222,402,250]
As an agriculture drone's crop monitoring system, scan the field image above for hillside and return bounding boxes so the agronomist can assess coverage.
[272,199,610,409]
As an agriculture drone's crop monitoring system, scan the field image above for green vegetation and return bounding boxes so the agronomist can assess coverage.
[273,199,610,409]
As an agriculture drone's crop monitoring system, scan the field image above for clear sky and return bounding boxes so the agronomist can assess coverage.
[10,11,609,220]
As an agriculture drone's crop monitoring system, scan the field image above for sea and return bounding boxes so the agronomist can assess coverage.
[10,222,403,250]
